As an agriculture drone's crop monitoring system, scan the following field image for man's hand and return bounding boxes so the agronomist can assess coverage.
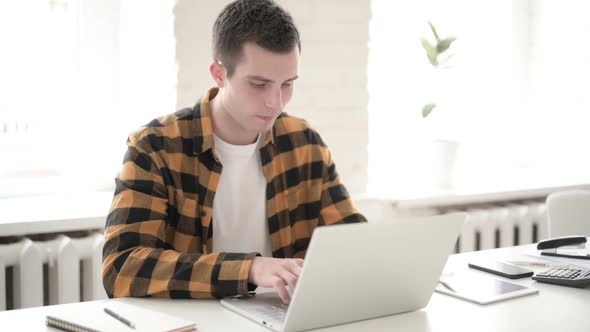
[248,257,304,304]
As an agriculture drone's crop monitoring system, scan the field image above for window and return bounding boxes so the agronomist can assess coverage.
[368,0,590,197]
[0,0,175,198]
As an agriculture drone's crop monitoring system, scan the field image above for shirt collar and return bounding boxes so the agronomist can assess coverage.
[193,87,276,155]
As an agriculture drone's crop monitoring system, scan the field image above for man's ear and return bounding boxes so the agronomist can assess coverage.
[210,62,225,88]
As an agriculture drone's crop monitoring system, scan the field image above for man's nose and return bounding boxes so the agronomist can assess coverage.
[264,87,283,111]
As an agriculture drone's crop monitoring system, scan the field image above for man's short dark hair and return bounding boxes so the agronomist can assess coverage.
[213,0,301,77]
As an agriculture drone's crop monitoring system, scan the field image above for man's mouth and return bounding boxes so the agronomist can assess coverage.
[256,115,275,122]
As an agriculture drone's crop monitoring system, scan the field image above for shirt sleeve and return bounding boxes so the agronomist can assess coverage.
[318,144,368,226]
[102,133,257,299]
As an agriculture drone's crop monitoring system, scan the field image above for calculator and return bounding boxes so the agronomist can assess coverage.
[532,267,590,288]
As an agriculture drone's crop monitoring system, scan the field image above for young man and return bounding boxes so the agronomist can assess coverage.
[102,0,366,305]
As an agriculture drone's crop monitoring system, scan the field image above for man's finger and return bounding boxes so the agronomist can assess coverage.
[286,261,303,278]
[294,258,304,267]
[278,269,298,291]
[271,277,291,304]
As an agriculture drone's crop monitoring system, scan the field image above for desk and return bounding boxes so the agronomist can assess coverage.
[1,243,588,332]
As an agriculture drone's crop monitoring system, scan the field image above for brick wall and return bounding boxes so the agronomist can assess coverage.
[174,0,370,195]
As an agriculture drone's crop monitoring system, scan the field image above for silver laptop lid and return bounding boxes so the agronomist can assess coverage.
[282,212,466,332]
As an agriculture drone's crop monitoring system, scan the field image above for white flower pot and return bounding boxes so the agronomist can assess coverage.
[431,139,459,190]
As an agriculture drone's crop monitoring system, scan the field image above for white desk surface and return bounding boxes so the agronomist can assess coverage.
[1,244,589,332]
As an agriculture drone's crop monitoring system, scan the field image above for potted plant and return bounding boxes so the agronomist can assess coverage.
[420,21,459,190]
[420,21,457,118]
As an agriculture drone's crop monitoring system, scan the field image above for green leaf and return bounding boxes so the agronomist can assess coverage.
[437,53,455,68]
[422,103,436,118]
[421,38,438,66]
[428,21,440,42]
[436,37,457,54]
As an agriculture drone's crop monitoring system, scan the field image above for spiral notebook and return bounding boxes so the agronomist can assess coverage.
[46,301,196,332]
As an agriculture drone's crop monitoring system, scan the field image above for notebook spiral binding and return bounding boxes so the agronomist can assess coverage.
[46,315,100,332]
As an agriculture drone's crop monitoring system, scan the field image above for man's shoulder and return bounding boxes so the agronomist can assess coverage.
[273,113,326,148]
[127,105,198,154]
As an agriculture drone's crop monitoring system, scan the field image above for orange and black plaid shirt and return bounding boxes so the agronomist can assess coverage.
[102,88,366,299]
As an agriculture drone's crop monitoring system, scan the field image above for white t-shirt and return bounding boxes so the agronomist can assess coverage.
[211,133,273,257]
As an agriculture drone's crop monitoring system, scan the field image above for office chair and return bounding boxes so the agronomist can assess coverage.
[545,190,590,238]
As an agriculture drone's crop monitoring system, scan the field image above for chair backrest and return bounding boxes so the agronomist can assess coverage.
[546,190,590,238]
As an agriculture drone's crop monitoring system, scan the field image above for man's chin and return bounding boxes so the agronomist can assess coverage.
[254,125,273,136]
[243,123,273,139]
[253,119,276,131]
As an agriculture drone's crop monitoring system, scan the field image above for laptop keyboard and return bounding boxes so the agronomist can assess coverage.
[255,303,288,322]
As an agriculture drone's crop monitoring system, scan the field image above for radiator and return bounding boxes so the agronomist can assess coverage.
[447,201,549,253]
[0,232,106,311]
[356,198,549,253]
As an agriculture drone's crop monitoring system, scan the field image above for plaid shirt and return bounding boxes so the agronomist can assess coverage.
[102,88,366,299]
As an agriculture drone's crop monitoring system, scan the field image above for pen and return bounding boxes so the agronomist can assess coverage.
[104,307,136,329]
[506,261,555,267]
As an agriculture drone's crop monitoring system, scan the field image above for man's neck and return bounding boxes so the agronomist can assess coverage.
[210,90,258,145]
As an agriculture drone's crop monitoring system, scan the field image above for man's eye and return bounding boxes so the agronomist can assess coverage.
[282,82,293,88]
[250,82,266,88]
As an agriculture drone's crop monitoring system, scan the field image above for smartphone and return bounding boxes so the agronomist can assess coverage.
[468,261,534,279]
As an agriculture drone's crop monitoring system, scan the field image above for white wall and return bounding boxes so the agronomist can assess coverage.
[174,0,370,195]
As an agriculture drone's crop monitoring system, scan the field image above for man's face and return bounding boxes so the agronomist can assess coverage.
[219,42,299,136]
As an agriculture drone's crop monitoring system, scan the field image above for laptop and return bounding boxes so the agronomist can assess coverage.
[221,213,466,332]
